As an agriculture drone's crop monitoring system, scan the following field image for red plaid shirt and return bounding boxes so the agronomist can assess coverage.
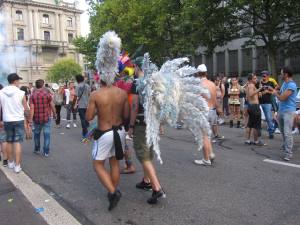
[30,88,52,124]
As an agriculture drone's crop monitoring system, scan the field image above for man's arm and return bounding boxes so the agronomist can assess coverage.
[248,84,261,97]
[273,89,293,101]
[86,93,96,121]
[127,94,138,137]
[22,96,30,121]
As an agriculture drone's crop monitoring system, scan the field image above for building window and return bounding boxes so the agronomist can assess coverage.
[67,17,73,27]
[68,33,74,43]
[17,28,24,40]
[43,14,49,24]
[16,10,23,21]
[44,31,50,41]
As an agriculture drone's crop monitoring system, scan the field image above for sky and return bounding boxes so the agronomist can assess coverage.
[63,0,90,37]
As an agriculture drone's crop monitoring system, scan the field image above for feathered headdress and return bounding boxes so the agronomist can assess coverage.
[95,31,121,86]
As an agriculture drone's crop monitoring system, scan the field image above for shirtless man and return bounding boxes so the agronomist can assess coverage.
[86,80,129,211]
[194,64,219,166]
[245,74,265,146]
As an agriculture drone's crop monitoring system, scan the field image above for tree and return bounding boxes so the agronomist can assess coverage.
[47,58,82,83]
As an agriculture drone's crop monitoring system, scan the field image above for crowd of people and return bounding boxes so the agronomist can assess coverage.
[0,62,298,211]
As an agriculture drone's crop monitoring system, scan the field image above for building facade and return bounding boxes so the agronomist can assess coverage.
[194,38,300,78]
[0,0,83,83]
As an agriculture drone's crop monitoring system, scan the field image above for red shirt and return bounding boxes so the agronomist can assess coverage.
[30,88,52,124]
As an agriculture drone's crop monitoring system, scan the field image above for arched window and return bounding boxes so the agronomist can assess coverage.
[16,10,23,20]
[44,31,50,41]
[17,28,24,40]
[67,17,73,27]
[43,14,49,24]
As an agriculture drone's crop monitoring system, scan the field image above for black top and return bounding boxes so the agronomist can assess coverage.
[259,80,275,104]
[224,83,229,97]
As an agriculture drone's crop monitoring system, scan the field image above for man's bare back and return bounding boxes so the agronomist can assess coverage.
[201,78,217,109]
[86,86,129,131]
[246,83,259,104]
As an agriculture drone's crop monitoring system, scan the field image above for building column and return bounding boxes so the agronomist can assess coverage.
[238,48,242,76]
[55,14,60,41]
[60,14,66,42]
[213,52,217,75]
[252,47,257,73]
[28,10,34,39]
[225,49,229,75]
[33,10,39,39]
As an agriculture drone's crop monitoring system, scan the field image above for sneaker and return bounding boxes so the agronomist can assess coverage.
[147,189,166,204]
[66,123,70,129]
[274,128,281,134]
[283,155,291,161]
[218,118,225,125]
[214,135,224,140]
[33,150,40,155]
[253,140,266,146]
[14,164,22,173]
[55,124,61,128]
[244,140,252,145]
[194,159,212,166]
[108,190,121,211]
[292,128,299,134]
[8,161,15,169]
[44,153,49,157]
[73,123,77,128]
[136,180,152,191]
[3,159,8,167]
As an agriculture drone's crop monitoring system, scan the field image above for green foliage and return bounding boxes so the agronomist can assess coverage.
[47,58,82,83]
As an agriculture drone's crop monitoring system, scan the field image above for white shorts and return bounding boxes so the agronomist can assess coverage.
[92,127,126,160]
[208,109,218,126]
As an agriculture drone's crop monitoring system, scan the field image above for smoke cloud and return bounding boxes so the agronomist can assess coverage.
[0,13,29,85]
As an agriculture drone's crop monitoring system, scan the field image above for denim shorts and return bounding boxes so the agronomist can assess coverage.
[0,129,6,143]
[4,121,24,143]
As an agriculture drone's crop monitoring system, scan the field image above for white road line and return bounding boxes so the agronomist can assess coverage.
[263,159,300,169]
[0,167,81,225]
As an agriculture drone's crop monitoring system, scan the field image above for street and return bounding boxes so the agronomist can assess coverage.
[1,120,300,225]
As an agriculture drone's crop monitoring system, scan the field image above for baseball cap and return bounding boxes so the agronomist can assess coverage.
[7,73,22,84]
[261,70,270,76]
[197,64,207,72]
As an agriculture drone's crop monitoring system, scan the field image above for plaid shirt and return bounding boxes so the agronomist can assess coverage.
[30,88,52,124]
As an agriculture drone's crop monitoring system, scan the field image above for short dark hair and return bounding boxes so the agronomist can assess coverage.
[75,74,84,83]
[282,66,293,77]
[35,79,44,89]
[248,73,255,81]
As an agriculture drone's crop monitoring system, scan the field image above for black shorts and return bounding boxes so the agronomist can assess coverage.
[247,104,261,130]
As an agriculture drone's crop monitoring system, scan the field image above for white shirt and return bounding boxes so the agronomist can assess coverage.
[0,85,25,122]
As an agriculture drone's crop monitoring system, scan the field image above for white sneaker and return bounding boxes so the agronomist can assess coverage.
[8,161,15,169]
[194,159,212,166]
[73,123,77,128]
[292,128,299,134]
[210,152,216,161]
[218,118,225,125]
[66,124,70,129]
[14,164,22,173]
[274,128,281,134]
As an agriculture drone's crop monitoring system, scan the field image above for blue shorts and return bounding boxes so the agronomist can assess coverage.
[4,121,24,143]
[0,129,6,143]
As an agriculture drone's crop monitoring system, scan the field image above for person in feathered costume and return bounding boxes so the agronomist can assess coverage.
[86,31,130,211]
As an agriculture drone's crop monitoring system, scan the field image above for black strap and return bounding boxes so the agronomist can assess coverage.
[77,85,86,103]
[93,125,124,160]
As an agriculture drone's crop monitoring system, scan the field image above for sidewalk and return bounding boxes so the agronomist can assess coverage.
[0,169,47,225]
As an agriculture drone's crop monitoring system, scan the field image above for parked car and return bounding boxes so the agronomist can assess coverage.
[296,87,300,110]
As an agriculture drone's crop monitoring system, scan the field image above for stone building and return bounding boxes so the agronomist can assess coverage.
[0,0,83,83]
[194,38,300,78]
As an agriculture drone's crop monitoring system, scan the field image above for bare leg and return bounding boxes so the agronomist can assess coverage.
[212,125,218,136]
[6,143,13,162]
[253,129,259,142]
[93,160,115,193]
[245,128,251,140]
[1,142,7,160]
[142,161,161,191]
[14,142,22,166]
[229,105,235,121]
[109,157,120,189]
[203,135,212,161]
[236,105,241,121]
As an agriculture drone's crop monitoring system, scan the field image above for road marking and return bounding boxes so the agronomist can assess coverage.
[263,159,300,169]
[0,167,81,225]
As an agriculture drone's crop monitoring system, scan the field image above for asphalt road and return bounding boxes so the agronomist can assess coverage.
[17,118,300,225]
